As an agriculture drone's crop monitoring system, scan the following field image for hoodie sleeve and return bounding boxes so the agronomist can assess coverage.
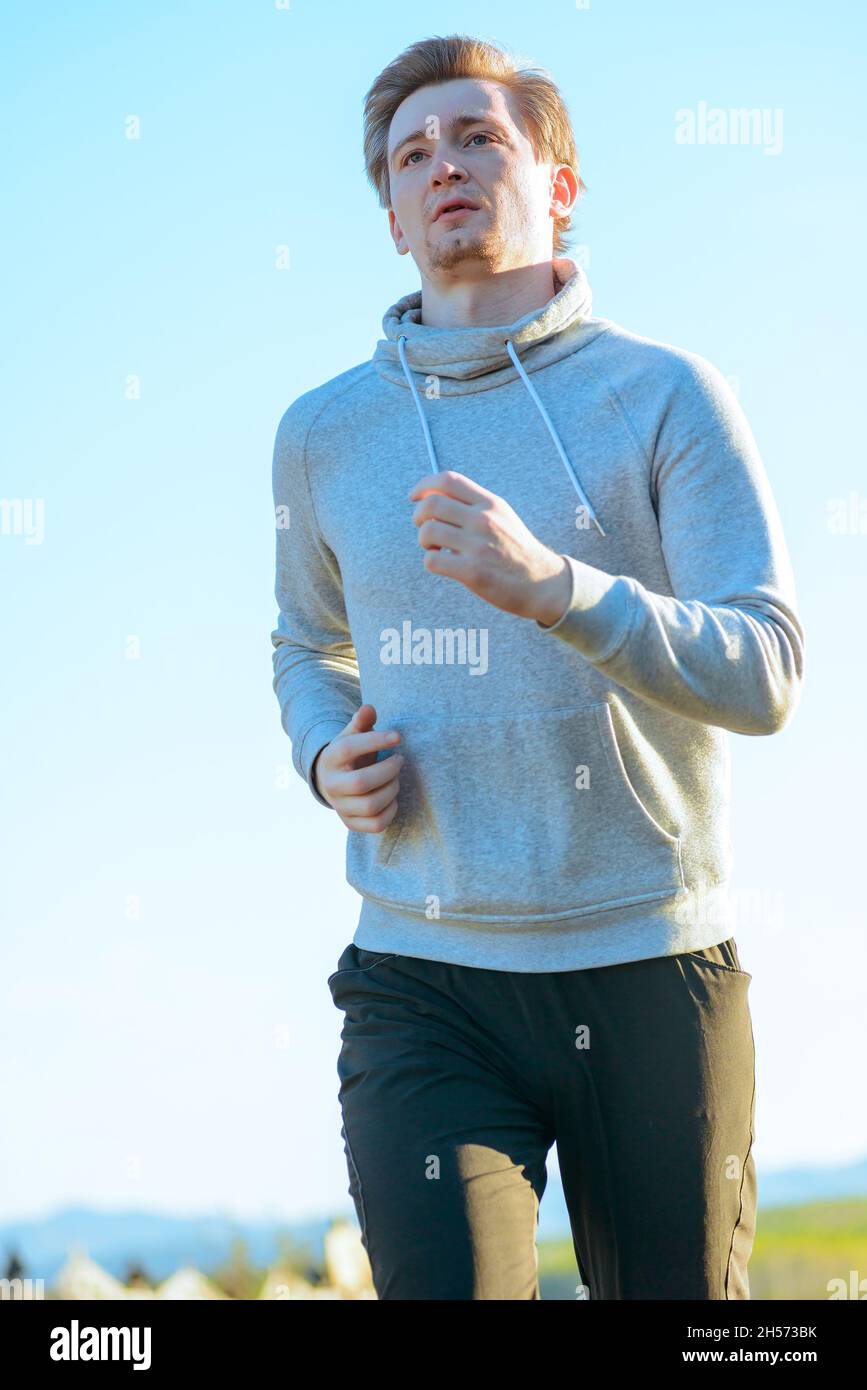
[271,399,362,805]
[536,353,806,735]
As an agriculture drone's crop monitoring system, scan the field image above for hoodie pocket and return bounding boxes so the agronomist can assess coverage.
[345,700,685,923]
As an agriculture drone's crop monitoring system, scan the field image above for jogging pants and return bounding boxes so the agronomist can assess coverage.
[326,937,757,1300]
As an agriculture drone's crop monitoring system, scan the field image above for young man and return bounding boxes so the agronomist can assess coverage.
[270,34,805,1300]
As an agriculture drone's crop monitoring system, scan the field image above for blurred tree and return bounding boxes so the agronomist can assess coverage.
[123,1260,153,1291]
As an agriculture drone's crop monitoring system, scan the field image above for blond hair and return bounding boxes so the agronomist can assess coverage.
[363,34,586,255]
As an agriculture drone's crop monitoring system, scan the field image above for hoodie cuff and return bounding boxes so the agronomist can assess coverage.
[535,554,638,664]
[297,717,350,808]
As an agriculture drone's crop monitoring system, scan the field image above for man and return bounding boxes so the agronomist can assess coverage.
[270,34,805,1300]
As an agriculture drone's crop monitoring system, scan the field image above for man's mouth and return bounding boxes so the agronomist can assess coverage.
[433,198,480,222]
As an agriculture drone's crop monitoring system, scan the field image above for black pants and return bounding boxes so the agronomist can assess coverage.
[327,938,757,1300]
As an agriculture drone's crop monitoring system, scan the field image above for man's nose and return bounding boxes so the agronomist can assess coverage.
[429,157,468,186]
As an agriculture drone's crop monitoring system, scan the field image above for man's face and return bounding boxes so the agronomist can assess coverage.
[386,77,563,276]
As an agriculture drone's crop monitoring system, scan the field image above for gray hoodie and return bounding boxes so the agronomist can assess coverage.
[270,258,805,971]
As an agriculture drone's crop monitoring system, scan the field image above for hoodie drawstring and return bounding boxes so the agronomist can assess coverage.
[396,332,606,539]
[396,334,439,476]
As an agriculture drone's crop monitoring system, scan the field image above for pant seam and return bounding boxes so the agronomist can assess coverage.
[574,1062,620,1299]
[342,1123,374,1272]
[724,1009,756,1298]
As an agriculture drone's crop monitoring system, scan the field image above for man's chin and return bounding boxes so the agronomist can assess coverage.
[425,230,498,273]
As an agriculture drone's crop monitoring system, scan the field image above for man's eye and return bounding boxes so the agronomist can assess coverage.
[402,133,496,165]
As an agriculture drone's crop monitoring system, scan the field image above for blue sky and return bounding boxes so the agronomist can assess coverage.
[2,0,865,1226]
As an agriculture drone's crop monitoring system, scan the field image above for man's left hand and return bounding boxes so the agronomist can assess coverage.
[408,470,572,626]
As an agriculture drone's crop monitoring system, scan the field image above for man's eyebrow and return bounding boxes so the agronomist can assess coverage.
[389,113,508,167]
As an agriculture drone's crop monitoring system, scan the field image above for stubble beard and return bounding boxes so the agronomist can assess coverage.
[424,222,506,274]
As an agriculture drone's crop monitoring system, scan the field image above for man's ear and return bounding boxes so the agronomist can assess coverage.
[387,207,410,256]
[550,164,580,218]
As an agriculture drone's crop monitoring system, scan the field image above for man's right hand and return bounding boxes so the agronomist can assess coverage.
[311,703,403,833]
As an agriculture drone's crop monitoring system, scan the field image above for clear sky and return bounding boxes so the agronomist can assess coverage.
[2,0,865,1226]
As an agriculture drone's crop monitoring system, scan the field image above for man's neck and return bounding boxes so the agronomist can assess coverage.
[418,259,558,328]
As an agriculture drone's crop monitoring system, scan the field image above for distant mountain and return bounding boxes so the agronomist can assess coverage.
[4,1154,866,1284]
[0,1205,347,1286]
[757,1156,867,1209]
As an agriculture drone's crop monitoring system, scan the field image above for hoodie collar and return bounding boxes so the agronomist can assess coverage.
[372,256,608,393]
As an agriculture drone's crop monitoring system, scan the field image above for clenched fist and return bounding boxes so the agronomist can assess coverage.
[312,704,403,832]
